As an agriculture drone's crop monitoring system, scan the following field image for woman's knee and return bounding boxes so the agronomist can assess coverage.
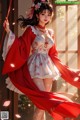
[45,84,52,92]
[44,78,53,92]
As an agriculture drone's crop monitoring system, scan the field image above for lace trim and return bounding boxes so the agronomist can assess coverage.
[28,25,54,37]
[27,25,37,35]
[6,77,23,94]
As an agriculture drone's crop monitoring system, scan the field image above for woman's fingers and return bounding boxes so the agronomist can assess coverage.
[3,19,10,33]
[3,20,6,28]
[3,19,9,27]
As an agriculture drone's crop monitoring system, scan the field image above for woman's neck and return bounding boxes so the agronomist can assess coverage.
[36,25,47,33]
[37,23,46,29]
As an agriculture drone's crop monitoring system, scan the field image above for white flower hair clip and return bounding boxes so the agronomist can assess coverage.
[32,2,41,10]
[32,0,46,10]
[35,3,41,10]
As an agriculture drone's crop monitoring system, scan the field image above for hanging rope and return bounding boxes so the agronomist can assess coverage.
[0,0,13,50]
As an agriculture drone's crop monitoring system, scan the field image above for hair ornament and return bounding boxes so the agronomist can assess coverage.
[32,0,47,10]
[35,2,41,10]
[26,0,49,19]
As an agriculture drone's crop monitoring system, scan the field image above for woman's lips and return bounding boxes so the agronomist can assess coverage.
[44,19,48,21]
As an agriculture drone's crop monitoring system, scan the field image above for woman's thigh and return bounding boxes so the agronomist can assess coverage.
[33,78,45,91]
[43,78,53,92]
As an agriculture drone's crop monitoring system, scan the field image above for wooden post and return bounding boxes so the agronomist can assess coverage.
[8,0,18,119]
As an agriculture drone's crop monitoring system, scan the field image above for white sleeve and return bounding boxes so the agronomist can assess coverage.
[2,30,15,61]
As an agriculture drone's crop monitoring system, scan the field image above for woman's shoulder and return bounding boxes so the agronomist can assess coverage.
[47,28,54,36]
[25,25,54,36]
[26,25,37,35]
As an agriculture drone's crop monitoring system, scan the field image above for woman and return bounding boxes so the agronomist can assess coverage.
[2,0,80,120]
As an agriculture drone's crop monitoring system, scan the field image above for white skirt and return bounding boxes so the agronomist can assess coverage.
[27,52,61,80]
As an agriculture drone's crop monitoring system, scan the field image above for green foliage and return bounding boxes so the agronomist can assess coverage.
[18,95,34,113]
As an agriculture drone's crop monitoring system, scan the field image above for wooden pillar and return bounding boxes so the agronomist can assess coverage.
[0,0,9,112]
[78,3,80,69]
[77,4,80,102]
[8,0,18,120]
[0,0,18,120]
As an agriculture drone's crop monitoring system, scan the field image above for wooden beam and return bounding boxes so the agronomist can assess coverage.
[8,0,18,120]
[78,5,80,69]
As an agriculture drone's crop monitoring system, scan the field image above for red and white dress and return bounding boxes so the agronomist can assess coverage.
[27,26,61,79]
[2,25,80,120]
[2,26,61,93]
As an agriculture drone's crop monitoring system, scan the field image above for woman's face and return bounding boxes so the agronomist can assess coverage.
[38,9,53,26]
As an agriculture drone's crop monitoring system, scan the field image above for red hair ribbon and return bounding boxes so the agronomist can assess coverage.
[0,0,13,50]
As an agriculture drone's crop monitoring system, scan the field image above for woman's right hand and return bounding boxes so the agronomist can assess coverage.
[3,19,10,34]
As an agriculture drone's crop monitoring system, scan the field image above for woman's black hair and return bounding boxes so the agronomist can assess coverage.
[17,0,53,28]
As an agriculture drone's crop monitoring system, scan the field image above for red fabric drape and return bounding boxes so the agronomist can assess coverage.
[2,26,80,120]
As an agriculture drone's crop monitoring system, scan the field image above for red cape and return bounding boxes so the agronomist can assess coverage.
[2,27,80,120]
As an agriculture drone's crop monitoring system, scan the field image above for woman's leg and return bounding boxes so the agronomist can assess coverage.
[33,78,45,91]
[33,107,45,120]
[44,78,53,92]
[40,78,53,120]
[32,78,46,120]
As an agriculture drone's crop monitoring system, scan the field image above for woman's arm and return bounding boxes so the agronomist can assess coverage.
[2,25,36,74]
[2,30,15,61]
[2,19,15,60]
[2,19,36,61]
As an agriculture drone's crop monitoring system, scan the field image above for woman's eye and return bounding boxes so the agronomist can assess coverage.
[41,13,51,16]
[41,14,45,15]
[48,14,51,16]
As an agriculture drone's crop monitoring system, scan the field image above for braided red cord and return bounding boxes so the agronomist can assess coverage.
[0,0,12,50]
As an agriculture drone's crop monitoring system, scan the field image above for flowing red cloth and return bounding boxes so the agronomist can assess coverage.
[2,27,80,120]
